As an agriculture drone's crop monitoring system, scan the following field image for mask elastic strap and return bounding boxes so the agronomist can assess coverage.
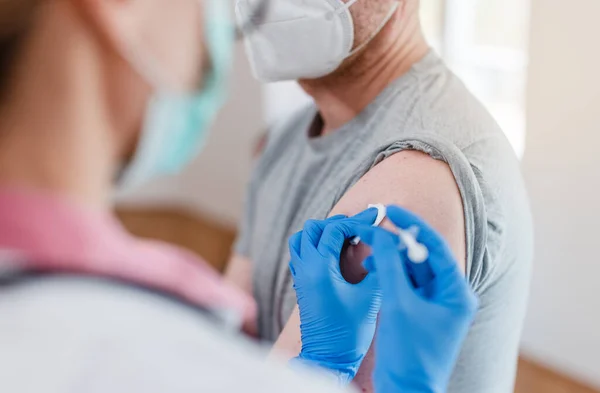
[348,1,400,57]
[121,42,174,94]
[325,0,361,20]
[341,0,361,11]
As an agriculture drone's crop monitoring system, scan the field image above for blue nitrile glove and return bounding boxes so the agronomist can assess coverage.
[356,206,479,393]
[288,208,382,385]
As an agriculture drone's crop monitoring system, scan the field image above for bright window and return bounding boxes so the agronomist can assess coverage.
[263,1,531,157]
[421,0,531,157]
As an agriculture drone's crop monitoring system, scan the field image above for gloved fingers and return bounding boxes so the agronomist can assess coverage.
[368,228,414,301]
[302,214,346,248]
[436,277,479,319]
[289,260,298,278]
[353,225,400,249]
[316,221,357,259]
[354,265,382,295]
[385,205,457,278]
[288,231,303,277]
[434,266,478,312]
[289,230,302,255]
[316,209,377,258]
[354,225,403,277]
[301,220,327,252]
[363,255,376,273]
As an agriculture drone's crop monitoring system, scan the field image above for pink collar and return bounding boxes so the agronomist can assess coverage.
[0,188,255,324]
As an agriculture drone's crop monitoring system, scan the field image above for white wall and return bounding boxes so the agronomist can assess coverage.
[117,44,265,227]
[520,0,600,388]
[263,81,311,126]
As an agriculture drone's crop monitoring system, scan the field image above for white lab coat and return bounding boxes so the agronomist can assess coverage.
[0,277,351,393]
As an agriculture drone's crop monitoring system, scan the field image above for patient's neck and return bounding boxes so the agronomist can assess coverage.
[299,17,429,135]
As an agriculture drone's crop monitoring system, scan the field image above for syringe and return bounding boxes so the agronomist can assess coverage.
[398,226,434,288]
[347,205,434,288]
[398,227,429,263]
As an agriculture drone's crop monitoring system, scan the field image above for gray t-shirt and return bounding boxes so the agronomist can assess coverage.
[235,51,533,393]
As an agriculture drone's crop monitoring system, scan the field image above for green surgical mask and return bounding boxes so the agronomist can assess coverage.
[120,0,234,188]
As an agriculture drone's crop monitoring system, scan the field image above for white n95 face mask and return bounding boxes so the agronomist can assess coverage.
[236,0,399,82]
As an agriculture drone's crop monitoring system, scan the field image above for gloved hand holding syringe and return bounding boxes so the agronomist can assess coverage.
[288,205,478,392]
[350,203,435,288]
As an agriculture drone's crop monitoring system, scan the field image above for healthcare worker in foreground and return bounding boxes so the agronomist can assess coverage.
[0,0,476,392]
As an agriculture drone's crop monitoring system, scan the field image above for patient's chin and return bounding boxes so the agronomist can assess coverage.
[339,241,371,284]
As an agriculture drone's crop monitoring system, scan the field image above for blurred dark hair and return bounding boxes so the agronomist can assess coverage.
[0,1,36,94]
[0,0,271,93]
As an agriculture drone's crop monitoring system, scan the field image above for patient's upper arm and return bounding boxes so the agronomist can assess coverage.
[332,150,466,269]
[271,150,467,374]
[224,253,254,297]
[224,253,257,336]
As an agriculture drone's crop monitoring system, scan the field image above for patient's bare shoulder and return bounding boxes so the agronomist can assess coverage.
[332,149,466,269]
